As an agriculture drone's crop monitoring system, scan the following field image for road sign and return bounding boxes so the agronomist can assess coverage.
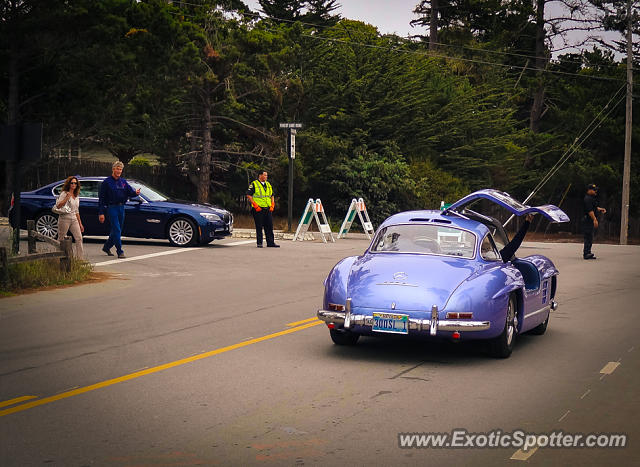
[338,198,375,239]
[279,123,303,129]
[293,198,335,243]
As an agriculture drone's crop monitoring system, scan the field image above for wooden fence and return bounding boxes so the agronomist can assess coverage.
[0,220,73,285]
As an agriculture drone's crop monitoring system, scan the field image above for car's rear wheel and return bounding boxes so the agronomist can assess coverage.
[490,294,517,358]
[529,311,549,335]
[35,212,58,239]
[167,217,197,247]
[329,328,360,346]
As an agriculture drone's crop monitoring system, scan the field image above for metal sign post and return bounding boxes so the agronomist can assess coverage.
[279,122,302,232]
[338,198,374,239]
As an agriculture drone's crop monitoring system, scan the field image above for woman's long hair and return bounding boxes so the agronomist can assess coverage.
[61,176,81,196]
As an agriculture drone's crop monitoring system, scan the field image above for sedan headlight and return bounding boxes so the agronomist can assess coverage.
[200,212,221,222]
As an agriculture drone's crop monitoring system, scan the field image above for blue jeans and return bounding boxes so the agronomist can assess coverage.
[104,205,125,254]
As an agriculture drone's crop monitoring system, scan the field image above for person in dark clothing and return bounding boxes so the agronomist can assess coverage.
[98,161,141,258]
[247,170,279,248]
[582,184,606,260]
[500,214,534,262]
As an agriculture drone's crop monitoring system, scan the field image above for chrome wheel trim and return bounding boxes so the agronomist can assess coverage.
[36,214,58,239]
[169,219,194,245]
[506,299,516,346]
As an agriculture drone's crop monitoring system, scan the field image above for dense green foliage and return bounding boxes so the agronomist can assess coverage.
[1,0,638,228]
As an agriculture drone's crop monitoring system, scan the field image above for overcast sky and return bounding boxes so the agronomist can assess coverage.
[242,0,629,58]
[244,0,423,37]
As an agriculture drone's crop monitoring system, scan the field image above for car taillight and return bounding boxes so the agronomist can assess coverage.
[446,312,473,319]
[328,303,345,311]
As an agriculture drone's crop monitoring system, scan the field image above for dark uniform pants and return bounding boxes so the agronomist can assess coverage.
[252,208,275,246]
[582,218,594,257]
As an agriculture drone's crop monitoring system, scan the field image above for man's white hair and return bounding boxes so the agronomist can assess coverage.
[112,161,124,169]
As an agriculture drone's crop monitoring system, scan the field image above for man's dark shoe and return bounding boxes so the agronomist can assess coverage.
[267,244,280,248]
[584,253,596,260]
[102,245,114,256]
[117,252,126,259]
[257,244,263,248]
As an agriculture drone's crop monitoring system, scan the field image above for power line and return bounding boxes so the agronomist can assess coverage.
[526,84,626,202]
[293,31,627,83]
[501,83,627,228]
[170,1,636,75]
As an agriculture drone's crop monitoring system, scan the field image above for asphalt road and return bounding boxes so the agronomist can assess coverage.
[1,237,639,466]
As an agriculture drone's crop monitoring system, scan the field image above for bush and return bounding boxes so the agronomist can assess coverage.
[1,258,93,294]
[128,156,152,167]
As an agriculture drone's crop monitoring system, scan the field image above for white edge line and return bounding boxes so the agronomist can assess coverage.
[224,240,258,246]
[558,409,570,422]
[93,247,202,267]
[580,389,591,400]
[92,239,257,267]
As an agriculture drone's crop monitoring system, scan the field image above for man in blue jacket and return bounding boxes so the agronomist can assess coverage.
[98,161,140,258]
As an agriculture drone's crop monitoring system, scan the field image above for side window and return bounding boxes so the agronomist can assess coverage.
[52,184,64,196]
[490,227,508,252]
[79,181,101,198]
[480,234,501,261]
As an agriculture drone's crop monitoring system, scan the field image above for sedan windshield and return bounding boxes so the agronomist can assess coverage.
[129,181,168,202]
[371,224,476,258]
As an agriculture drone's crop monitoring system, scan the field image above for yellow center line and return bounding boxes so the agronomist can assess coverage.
[0,321,323,418]
[286,317,320,327]
[0,395,38,409]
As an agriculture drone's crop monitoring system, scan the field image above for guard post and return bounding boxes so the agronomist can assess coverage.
[279,122,302,232]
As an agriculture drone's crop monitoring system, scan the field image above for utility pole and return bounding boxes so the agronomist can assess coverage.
[279,122,302,232]
[620,0,633,245]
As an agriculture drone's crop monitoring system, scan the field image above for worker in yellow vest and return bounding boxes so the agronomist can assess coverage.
[247,170,280,248]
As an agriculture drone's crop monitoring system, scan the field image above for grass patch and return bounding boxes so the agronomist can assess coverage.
[1,258,93,295]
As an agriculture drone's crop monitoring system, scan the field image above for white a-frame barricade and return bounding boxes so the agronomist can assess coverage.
[293,198,335,243]
[338,198,375,239]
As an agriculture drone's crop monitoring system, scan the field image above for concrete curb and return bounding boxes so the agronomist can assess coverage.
[230,228,370,242]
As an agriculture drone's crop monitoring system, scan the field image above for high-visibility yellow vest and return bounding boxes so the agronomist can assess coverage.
[252,180,273,208]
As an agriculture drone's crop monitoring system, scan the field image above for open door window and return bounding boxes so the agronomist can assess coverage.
[445,189,570,223]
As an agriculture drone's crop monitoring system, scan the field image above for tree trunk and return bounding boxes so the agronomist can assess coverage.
[4,26,20,216]
[198,84,212,204]
[529,0,547,133]
[429,0,439,51]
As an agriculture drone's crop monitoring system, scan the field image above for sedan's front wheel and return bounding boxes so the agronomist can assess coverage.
[490,295,517,358]
[167,217,197,247]
[35,212,59,239]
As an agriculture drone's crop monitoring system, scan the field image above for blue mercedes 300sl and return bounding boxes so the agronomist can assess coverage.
[317,189,570,358]
[9,176,233,247]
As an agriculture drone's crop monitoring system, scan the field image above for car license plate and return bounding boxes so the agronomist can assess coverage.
[372,312,409,334]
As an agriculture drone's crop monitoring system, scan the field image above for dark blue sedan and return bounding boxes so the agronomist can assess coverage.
[9,177,233,247]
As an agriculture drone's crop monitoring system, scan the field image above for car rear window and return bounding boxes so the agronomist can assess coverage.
[371,224,476,258]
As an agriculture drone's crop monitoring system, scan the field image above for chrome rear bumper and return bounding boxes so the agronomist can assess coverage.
[317,307,490,333]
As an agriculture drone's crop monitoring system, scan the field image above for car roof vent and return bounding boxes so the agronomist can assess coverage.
[430,218,452,224]
[409,218,431,222]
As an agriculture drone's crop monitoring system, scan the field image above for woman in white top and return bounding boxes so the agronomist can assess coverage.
[55,176,85,258]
